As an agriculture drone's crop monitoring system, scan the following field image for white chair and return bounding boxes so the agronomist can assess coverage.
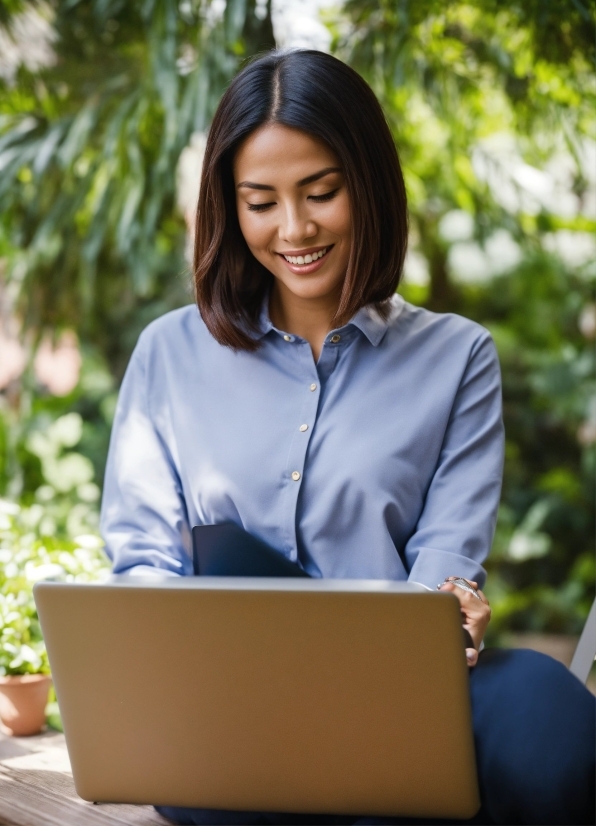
[570,597,596,684]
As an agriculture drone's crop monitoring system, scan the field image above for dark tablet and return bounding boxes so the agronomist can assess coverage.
[192,523,310,578]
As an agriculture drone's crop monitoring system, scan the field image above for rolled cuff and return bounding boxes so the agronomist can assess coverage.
[406,546,487,591]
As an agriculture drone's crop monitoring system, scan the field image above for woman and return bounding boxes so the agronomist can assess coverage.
[100,50,595,825]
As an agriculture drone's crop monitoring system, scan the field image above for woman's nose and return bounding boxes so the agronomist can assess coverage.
[279,206,317,244]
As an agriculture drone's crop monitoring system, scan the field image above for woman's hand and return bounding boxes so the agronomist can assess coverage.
[438,577,491,667]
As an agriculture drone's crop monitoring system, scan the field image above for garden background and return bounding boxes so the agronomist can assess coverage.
[0,0,594,686]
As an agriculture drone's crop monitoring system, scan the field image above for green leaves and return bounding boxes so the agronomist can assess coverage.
[0,0,273,367]
[0,497,109,676]
[0,398,109,677]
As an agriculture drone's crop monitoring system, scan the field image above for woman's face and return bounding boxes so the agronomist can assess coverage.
[233,124,351,309]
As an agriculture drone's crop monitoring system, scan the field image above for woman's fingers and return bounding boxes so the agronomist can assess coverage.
[441,582,491,624]
[439,581,490,612]
[438,580,491,650]
[443,577,489,604]
[465,648,479,667]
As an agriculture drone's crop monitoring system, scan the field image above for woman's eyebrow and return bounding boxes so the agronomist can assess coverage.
[296,166,342,186]
[236,181,275,191]
[236,166,342,191]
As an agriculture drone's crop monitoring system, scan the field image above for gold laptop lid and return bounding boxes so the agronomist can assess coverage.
[34,578,480,820]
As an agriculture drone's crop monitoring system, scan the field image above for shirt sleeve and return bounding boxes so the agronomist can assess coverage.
[405,331,504,590]
[100,332,192,576]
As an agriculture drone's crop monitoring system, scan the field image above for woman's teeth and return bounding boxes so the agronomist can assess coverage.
[283,247,328,265]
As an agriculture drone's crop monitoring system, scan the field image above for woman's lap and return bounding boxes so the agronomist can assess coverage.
[156,648,595,826]
[468,648,595,825]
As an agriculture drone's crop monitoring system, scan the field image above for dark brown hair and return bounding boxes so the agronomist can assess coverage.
[194,49,408,350]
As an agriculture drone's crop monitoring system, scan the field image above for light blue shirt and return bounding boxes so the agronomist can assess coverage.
[100,294,504,589]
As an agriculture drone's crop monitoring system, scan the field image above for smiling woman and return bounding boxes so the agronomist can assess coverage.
[100,49,595,826]
[193,49,407,353]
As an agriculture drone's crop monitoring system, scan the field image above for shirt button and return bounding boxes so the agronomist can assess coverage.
[291,471,301,481]
[299,424,308,432]
[330,334,341,343]
[283,335,293,342]
[309,383,317,391]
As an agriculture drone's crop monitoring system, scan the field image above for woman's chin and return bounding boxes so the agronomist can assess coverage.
[273,272,345,305]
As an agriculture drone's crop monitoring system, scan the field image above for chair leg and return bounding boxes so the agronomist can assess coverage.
[570,597,596,684]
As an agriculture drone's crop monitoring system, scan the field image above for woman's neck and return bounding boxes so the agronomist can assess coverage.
[269,284,340,362]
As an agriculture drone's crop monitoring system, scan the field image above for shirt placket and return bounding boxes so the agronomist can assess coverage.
[278,333,343,561]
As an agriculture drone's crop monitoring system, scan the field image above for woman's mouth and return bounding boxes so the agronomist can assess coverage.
[277,246,333,274]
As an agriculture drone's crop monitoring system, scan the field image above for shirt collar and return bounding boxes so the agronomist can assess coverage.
[254,292,404,345]
[254,295,274,340]
[346,294,404,346]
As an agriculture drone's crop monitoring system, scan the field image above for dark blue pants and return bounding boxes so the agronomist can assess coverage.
[157,649,596,826]
[156,647,595,825]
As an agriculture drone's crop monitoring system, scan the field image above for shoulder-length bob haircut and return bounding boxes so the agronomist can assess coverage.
[194,49,408,350]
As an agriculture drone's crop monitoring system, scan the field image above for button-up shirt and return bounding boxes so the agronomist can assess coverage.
[100,294,504,589]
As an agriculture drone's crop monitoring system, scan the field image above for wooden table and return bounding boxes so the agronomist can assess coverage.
[0,730,170,826]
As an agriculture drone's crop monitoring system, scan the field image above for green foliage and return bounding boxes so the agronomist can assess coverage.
[0,0,274,375]
[460,256,594,638]
[0,368,110,674]
[0,375,110,689]
[0,0,28,26]
[0,476,109,675]
[0,346,116,500]
[333,0,595,302]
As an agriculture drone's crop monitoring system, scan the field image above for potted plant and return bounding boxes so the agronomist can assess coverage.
[0,588,52,736]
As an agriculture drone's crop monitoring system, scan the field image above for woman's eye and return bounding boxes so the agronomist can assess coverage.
[309,189,339,203]
[247,202,275,212]
[246,189,339,211]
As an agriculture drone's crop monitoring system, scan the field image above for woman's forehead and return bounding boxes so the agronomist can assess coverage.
[233,124,340,185]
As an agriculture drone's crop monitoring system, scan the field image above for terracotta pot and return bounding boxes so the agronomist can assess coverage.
[0,674,52,736]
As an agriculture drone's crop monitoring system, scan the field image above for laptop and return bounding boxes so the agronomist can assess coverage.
[34,574,480,819]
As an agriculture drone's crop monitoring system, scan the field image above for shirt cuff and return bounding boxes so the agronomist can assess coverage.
[406,547,487,591]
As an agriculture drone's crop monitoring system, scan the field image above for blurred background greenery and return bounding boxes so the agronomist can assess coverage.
[0,0,594,672]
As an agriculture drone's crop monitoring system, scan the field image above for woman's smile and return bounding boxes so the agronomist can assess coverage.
[277,244,333,273]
